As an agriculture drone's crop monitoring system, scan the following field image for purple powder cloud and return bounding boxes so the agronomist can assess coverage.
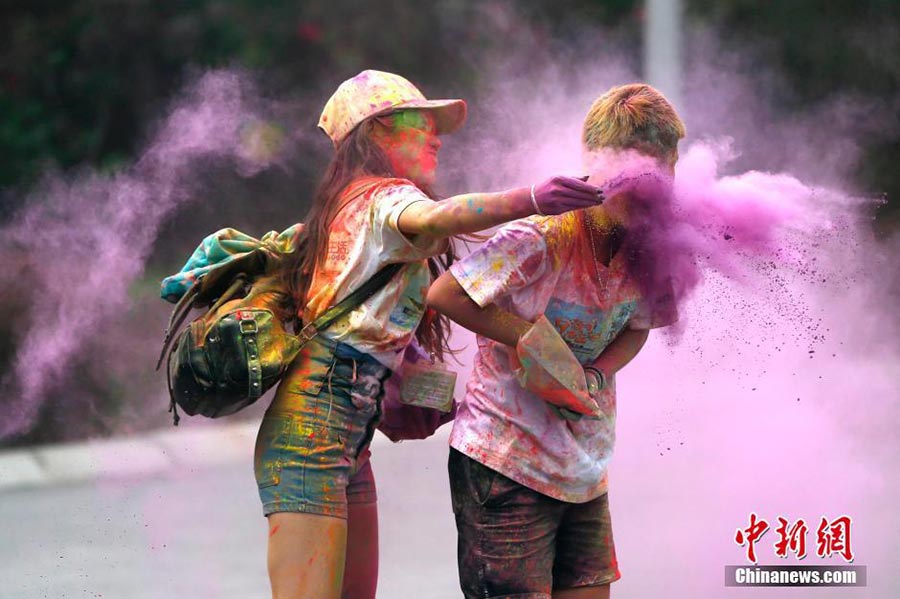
[0,71,294,439]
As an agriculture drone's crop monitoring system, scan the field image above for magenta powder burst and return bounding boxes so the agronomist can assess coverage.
[0,70,295,440]
[434,35,898,596]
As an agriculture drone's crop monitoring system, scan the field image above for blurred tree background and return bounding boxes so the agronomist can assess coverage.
[0,0,897,445]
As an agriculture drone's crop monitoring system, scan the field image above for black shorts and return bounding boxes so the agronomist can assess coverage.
[449,448,620,599]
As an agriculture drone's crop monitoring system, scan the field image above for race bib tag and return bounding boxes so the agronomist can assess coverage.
[400,361,456,413]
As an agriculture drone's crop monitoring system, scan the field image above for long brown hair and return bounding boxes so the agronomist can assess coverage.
[282,116,456,360]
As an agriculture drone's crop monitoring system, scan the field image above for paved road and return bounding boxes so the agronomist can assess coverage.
[0,429,460,599]
[3,342,897,599]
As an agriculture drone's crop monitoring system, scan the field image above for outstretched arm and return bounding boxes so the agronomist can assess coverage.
[398,176,602,238]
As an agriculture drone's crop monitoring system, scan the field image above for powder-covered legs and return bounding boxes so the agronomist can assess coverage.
[267,512,347,599]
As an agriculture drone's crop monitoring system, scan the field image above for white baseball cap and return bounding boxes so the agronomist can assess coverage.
[318,69,467,147]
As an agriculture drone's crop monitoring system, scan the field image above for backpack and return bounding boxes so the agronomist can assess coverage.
[156,223,402,425]
[156,225,304,424]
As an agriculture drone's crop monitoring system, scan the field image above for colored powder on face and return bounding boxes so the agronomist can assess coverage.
[390,110,434,133]
[370,110,439,187]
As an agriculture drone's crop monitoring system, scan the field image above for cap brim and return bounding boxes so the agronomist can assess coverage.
[391,99,468,135]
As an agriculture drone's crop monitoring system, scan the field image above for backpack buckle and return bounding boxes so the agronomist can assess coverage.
[239,317,258,334]
[297,322,318,345]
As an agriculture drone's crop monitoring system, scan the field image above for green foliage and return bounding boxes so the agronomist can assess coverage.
[1,0,898,444]
[1,1,637,197]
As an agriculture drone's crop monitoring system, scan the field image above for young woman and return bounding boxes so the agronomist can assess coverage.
[255,69,604,599]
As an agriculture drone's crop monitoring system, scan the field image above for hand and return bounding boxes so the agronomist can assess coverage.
[514,315,601,417]
[531,175,604,216]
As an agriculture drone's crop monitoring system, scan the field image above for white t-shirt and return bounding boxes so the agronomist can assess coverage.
[303,177,446,371]
[449,212,674,502]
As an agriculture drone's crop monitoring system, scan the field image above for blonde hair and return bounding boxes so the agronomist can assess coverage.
[582,83,686,166]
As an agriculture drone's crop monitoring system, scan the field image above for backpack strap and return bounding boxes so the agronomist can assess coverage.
[155,282,201,371]
[237,311,264,399]
[292,177,404,346]
[295,262,404,346]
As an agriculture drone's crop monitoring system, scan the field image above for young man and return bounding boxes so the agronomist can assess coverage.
[427,83,686,599]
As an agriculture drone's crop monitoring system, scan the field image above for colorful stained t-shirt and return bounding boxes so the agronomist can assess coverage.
[448,212,675,503]
[303,177,446,371]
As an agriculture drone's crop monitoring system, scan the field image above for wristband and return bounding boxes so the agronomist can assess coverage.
[530,184,546,216]
[584,366,606,393]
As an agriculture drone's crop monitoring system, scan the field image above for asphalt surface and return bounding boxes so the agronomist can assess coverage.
[3,335,897,599]
[0,428,460,599]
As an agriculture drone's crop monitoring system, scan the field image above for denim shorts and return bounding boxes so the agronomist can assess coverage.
[254,335,390,519]
[449,448,620,598]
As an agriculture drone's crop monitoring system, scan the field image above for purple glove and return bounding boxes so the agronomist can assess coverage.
[531,175,604,216]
